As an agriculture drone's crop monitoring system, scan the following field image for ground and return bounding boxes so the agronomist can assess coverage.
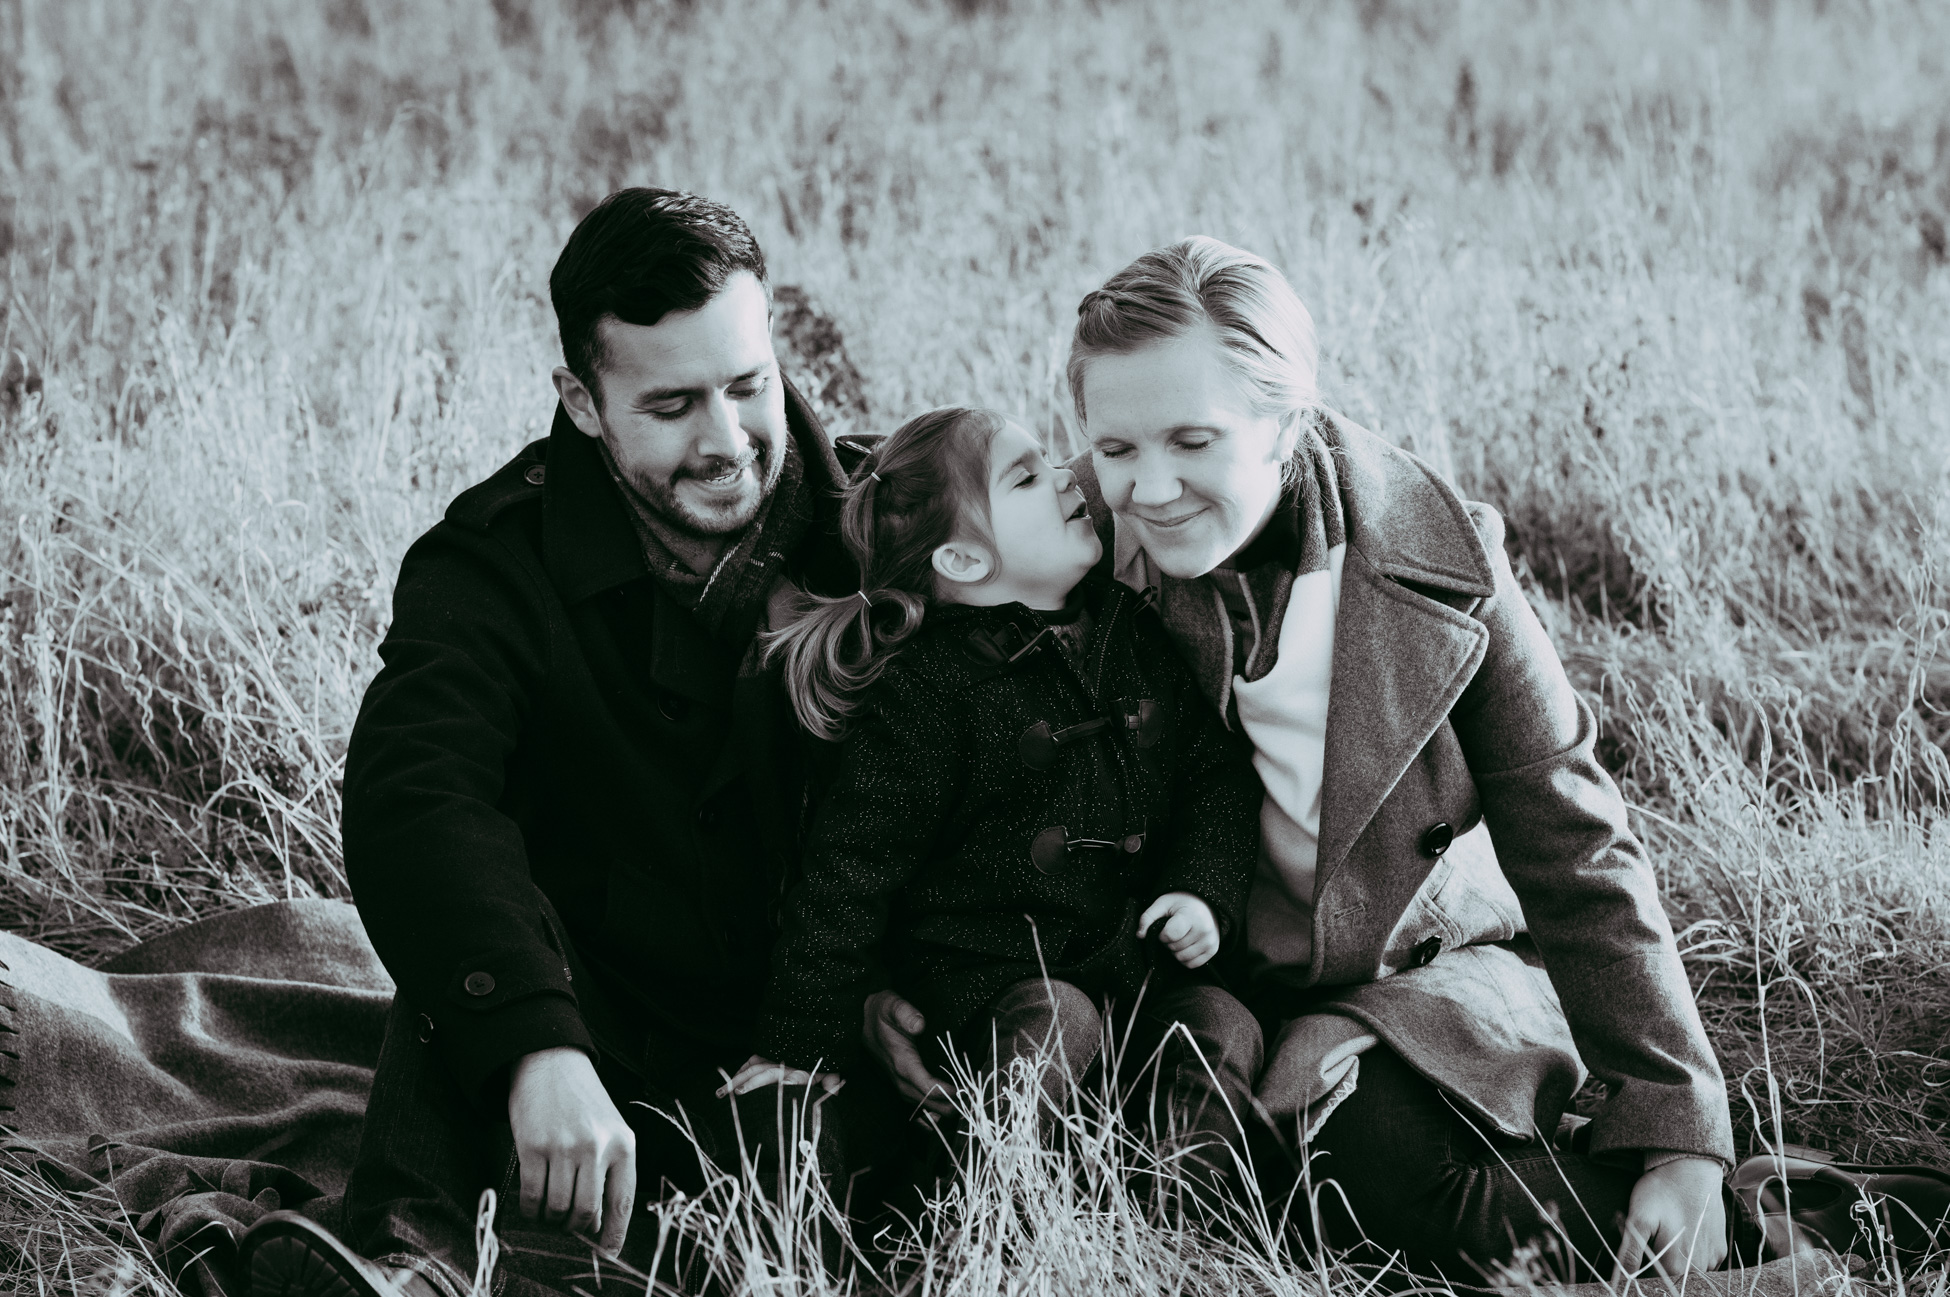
[0,0,1946,1292]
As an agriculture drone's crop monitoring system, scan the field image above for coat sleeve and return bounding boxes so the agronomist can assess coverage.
[753,669,964,1074]
[342,520,591,1107]
[1451,505,1735,1166]
[1150,657,1261,942]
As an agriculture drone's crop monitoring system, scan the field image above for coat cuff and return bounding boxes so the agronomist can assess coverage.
[437,990,596,1109]
[1644,1149,1726,1174]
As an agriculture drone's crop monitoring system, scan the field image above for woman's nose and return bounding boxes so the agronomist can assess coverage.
[1129,463,1182,507]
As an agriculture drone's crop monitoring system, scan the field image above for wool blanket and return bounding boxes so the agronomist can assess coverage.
[0,900,1855,1297]
[0,900,390,1296]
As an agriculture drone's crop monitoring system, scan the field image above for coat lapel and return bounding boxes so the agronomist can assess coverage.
[1309,415,1498,906]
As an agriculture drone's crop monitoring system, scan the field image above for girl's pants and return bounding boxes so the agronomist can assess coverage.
[950,976,1264,1207]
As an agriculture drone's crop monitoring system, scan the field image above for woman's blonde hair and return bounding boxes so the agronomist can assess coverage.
[1067,235,1320,429]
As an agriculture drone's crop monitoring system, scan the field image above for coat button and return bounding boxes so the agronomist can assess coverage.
[463,971,496,996]
[417,1013,436,1043]
[657,689,690,723]
[1420,822,1454,859]
[1410,936,1442,968]
[524,464,546,486]
[696,804,719,830]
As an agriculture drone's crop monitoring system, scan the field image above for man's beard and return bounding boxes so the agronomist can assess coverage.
[611,430,785,538]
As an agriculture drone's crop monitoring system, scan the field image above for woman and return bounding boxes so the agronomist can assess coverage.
[869,237,1739,1283]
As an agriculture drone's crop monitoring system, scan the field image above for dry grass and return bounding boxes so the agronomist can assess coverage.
[1,0,1947,1290]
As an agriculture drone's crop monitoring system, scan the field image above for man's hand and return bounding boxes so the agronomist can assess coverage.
[508,1047,637,1258]
[1138,892,1220,969]
[861,990,955,1116]
[1612,1156,1728,1281]
[718,1054,845,1098]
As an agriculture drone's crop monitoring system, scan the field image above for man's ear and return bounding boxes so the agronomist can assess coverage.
[932,540,994,587]
[552,366,605,440]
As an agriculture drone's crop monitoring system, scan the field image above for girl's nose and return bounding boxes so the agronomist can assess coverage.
[1054,466,1078,494]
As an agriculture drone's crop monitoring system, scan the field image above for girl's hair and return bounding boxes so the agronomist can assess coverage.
[1067,236,1320,432]
[764,406,1003,740]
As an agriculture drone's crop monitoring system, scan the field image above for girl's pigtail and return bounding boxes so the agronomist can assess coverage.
[764,585,926,740]
[764,406,1002,740]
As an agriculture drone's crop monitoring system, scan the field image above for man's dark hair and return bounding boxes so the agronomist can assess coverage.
[549,188,768,404]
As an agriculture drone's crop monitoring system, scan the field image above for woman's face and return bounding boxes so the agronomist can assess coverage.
[1081,327,1292,579]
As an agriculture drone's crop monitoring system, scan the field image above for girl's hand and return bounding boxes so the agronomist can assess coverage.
[1138,892,1220,968]
[718,1054,845,1098]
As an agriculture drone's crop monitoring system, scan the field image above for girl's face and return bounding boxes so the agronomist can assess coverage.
[946,420,1102,611]
[1080,327,1294,579]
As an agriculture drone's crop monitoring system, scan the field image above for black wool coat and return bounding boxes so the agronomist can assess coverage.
[342,384,858,1104]
[753,575,1262,1075]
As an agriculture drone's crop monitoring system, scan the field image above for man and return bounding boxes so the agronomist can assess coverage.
[241,189,899,1297]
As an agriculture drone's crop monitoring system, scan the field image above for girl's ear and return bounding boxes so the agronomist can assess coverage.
[932,540,994,587]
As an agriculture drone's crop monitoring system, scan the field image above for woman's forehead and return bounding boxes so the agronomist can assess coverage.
[1082,331,1255,439]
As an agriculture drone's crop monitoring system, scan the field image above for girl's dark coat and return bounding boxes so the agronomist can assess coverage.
[754,578,1261,1074]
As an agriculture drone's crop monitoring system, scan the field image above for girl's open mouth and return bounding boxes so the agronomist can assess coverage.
[1068,500,1089,521]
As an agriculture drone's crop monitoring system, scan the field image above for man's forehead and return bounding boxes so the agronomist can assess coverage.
[595,275,774,391]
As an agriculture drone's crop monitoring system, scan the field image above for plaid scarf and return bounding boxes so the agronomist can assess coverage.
[1155,420,1347,721]
[599,431,819,651]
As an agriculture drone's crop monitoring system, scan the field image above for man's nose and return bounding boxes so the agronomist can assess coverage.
[694,391,748,459]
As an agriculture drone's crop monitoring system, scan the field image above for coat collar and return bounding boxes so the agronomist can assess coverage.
[541,377,843,607]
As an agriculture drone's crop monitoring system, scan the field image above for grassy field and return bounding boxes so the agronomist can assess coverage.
[1,0,1947,1290]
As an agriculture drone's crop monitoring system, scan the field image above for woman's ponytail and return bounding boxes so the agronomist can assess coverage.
[765,587,927,740]
[762,406,1002,740]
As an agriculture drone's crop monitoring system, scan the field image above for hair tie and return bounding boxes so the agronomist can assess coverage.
[868,471,882,483]
[856,590,874,609]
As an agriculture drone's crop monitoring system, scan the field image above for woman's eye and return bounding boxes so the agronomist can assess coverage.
[1176,438,1212,452]
[1096,445,1132,460]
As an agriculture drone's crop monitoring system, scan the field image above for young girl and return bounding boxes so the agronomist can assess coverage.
[725,405,1263,1188]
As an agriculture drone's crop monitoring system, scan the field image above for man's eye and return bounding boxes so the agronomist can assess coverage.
[647,403,689,420]
[730,379,768,400]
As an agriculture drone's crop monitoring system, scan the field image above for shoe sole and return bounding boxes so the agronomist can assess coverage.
[248,1233,386,1297]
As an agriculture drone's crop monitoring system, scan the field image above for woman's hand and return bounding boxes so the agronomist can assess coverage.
[1612,1156,1728,1280]
[861,990,957,1116]
[1138,892,1220,968]
[717,1054,845,1098]
[507,1046,637,1258]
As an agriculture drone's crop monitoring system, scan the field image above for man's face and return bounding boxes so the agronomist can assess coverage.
[555,271,788,536]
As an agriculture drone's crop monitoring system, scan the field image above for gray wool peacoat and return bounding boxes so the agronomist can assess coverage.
[1073,413,1736,1166]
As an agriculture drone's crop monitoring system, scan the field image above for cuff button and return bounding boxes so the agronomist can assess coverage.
[463,971,496,996]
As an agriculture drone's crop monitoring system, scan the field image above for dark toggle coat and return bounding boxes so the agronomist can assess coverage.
[753,575,1262,1075]
[341,384,859,1104]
